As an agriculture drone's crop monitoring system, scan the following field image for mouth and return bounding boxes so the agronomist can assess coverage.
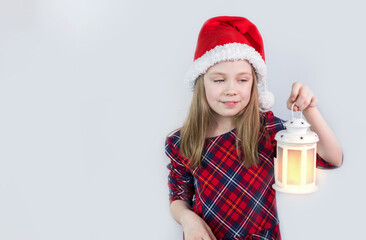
[221,101,240,107]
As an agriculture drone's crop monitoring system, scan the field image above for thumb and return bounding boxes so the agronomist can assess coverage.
[287,98,300,111]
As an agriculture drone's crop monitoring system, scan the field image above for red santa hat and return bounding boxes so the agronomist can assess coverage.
[185,16,274,111]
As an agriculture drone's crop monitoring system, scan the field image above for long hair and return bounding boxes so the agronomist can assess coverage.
[179,74,215,167]
[180,64,265,168]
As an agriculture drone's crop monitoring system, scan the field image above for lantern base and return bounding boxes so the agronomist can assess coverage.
[272,183,317,194]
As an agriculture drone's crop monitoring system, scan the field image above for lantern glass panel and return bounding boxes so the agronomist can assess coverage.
[306,148,315,184]
[277,146,283,183]
[287,149,302,185]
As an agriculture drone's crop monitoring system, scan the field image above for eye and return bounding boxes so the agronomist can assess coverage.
[213,79,224,83]
[239,79,248,82]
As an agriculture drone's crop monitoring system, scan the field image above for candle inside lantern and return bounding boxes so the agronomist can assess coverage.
[287,149,302,185]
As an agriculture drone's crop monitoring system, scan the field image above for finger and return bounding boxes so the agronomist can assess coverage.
[287,98,301,111]
[205,227,217,240]
[290,82,302,102]
[207,231,217,240]
[295,86,313,111]
[309,96,318,107]
[200,233,209,240]
[295,95,311,111]
[286,97,293,110]
[287,96,301,111]
[288,82,303,111]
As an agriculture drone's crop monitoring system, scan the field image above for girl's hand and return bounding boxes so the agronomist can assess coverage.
[180,209,217,240]
[286,82,318,112]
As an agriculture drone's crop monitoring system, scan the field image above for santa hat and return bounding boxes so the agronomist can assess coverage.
[185,16,274,111]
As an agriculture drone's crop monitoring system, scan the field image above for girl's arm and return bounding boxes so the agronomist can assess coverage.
[170,200,217,240]
[302,107,343,167]
[169,199,192,225]
[286,82,343,167]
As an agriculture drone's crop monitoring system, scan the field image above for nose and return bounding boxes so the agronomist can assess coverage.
[224,79,237,96]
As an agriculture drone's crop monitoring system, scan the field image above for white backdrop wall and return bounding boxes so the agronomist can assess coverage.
[0,1,364,239]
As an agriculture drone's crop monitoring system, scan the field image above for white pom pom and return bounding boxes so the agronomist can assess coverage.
[259,89,275,111]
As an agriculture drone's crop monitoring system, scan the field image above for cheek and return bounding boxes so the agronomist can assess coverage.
[238,88,253,105]
[205,86,220,103]
[243,85,253,98]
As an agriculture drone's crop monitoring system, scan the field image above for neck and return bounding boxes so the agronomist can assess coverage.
[206,115,235,138]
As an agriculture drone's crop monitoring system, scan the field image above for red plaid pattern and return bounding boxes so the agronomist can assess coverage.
[166,111,336,240]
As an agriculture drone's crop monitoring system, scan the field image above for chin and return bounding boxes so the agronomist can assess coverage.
[219,111,241,117]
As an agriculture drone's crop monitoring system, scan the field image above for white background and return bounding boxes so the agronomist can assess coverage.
[0,0,364,239]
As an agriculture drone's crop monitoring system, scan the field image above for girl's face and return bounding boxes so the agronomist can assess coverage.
[203,60,254,124]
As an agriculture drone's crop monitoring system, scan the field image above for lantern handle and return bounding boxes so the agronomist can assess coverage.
[291,102,303,119]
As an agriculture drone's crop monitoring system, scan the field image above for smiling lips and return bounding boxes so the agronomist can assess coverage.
[221,101,240,107]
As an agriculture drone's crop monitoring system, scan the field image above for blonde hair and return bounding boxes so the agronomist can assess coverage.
[180,64,266,168]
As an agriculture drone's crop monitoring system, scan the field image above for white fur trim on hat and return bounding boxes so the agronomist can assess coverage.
[185,42,274,110]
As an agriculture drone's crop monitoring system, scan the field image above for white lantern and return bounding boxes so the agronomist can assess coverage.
[273,104,319,194]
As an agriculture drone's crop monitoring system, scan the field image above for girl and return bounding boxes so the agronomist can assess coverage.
[165,16,342,240]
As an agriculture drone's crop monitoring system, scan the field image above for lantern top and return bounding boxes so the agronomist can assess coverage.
[275,103,319,144]
[283,118,310,134]
[275,126,319,144]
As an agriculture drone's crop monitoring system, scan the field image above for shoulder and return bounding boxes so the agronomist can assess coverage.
[260,110,286,135]
[165,129,182,152]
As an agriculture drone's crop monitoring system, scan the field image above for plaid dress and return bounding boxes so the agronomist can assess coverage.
[166,111,336,240]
